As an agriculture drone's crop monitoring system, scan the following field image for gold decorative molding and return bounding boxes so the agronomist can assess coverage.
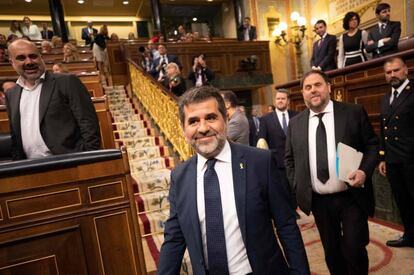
[129,63,194,161]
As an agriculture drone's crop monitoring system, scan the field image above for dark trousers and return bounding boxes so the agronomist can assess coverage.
[387,162,414,241]
[312,191,369,275]
[278,167,297,210]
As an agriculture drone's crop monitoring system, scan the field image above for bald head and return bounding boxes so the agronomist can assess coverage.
[8,39,45,88]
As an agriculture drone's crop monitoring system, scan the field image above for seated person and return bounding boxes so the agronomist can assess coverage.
[160,62,186,97]
[0,80,17,105]
[0,46,7,62]
[110,33,119,42]
[41,40,53,53]
[51,35,63,48]
[151,44,181,80]
[128,32,135,40]
[188,54,214,87]
[63,42,80,62]
[52,62,69,73]
[0,34,7,48]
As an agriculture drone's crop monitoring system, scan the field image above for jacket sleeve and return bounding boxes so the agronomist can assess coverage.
[318,35,337,69]
[337,34,344,68]
[157,174,186,274]
[284,119,295,190]
[379,22,401,54]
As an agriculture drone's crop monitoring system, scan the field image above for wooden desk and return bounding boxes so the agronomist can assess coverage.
[0,149,146,275]
[0,61,97,77]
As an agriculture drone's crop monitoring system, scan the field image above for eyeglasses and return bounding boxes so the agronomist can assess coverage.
[14,54,39,61]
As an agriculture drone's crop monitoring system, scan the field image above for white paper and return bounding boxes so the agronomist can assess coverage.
[337,142,363,182]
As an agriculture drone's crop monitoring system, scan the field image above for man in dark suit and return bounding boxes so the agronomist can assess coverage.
[237,17,257,41]
[248,107,260,146]
[366,3,401,58]
[81,21,98,46]
[285,70,378,275]
[40,22,54,40]
[310,20,337,72]
[5,39,100,160]
[158,86,310,275]
[259,88,298,211]
[378,57,414,247]
[151,44,181,80]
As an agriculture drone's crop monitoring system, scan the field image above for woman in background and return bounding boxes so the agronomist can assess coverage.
[93,25,110,78]
[9,20,23,38]
[337,11,368,68]
[63,43,80,62]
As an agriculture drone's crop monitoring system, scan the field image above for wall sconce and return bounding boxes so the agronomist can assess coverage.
[272,11,307,47]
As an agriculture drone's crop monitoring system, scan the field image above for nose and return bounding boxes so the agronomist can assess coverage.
[198,119,209,133]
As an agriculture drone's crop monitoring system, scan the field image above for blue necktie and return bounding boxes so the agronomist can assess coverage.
[282,113,288,135]
[204,159,229,274]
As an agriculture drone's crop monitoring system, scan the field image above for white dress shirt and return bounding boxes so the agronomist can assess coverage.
[275,109,289,130]
[197,141,252,274]
[17,73,51,159]
[21,24,42,40]
[308,100,348,194]
[390,78,409,104]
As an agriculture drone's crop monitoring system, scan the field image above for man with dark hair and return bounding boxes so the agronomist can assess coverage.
[40,22,54,40]
[237,17,257,41]
[366,3,401,58]
[151,44,181,80]
[81,21,98,47]
[379,57,414,247]
[5,39,100,160]
[158,85,310,275]
[286,70,378,275]
[220,90,249,145]
[310,20,337,71]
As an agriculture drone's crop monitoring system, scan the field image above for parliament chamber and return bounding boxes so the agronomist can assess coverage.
[1,0,414,274]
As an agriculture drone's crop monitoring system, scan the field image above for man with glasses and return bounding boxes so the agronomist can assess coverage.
[5,39,100,160]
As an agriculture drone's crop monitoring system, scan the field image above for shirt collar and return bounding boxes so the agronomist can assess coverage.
[378,22,387,27]
[392,78,410,94]
[275,108,287,115]
[309,100,333,118]
[321,32,327,39]
[16,72,46,91]
[197,140,231,173]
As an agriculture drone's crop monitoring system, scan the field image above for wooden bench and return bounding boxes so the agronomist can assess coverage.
[41,51,93,62]
[0,96,115,149]
[0,149,146,275]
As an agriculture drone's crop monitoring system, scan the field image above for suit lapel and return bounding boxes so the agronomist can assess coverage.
[271,111,283,134]
[39,72,55,123]
[333,101,346,143]
[187,157,204,257]
[389,84,412,114]
[230,144,247,245]
[8,86,23,141]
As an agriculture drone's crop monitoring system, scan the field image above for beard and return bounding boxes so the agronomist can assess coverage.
[190,130,226,159]
[389,77,405,88]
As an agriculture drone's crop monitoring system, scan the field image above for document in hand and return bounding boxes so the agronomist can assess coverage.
[336,142,363,182]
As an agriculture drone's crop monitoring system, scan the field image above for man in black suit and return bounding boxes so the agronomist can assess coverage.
[285,70,379,275]
[5,39,100,160]
[310,20,337,72]
[248,107,260,146]
[237,17,257,41]
[151,44,181,81]
[378,57,414,247]
[158,85,310,275]
[40,22,54,40]
[81,21,98,46]
[366,3,401,58]
[259,89,298,210]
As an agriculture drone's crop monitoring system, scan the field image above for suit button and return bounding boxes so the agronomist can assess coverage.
[395,137,399,141]
[385,137,388,140]
[384,126,388,130]
[394,126,397,130]
[395,116,399,119]
[383,118,386,121]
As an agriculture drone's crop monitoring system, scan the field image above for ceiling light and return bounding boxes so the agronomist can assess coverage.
[122,0,129,4]
[207,0,213,2]
[192,17,198,22]
[25,0,32,2]
[77,0,85,4]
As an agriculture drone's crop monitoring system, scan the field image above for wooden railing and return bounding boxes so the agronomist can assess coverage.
[128,60,194,161]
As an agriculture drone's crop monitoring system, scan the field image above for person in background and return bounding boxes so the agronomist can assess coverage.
[81,21,98,47]
[177,25,187,41]
[9,20,23,38]
[41,22,54,40]
[63,43,80,62]
[220,90,250,145]
[267,104,275,113]
[188,54,214,87]
[366,3,401,58]
[52,62,69,74]
[338,11,368,68]
[147,40,160,60]
[5,39,100,160]
[0,80,17,105]
[161,62,186,97]
[110,33,119,42]
[151,44,181,80]
[248,107,260,147]
[41,40,53,53]
[0,34,7,48]
[21,16,42,40]
[310,20,337,71]
[378,57,414,248]
[128,32,136,40]
[93,25,110,75]
[0,47,7,63]
[51,36,63,48]
[237,16,257,41]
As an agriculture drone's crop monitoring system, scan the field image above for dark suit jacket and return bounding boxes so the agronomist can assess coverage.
[81,27,98,45]
[5,72,101,160]
[380,80,414,163]
[158,143,309,275]
[285,101,378,216]
[366,21,401,58]
[237,25,257,41]
[41,29,54,40]
[310,34,337,71]
[150,54,182,78]
[187,67,215,86]
[248,116,260,147]
[259,110,297,168]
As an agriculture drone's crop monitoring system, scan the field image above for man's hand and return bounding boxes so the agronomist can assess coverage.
[348,170,366,188]
[383,37,391,43]
[378,161,386,176]
[367,40,374,45]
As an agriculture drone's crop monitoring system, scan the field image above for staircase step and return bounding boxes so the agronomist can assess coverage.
[135,190,170,213]
[127,146,169,160]
[131,169,171,194]
[119,136,164,148]
[138,208,170,235]
[129,157,175,174]
[113,121,148,131]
